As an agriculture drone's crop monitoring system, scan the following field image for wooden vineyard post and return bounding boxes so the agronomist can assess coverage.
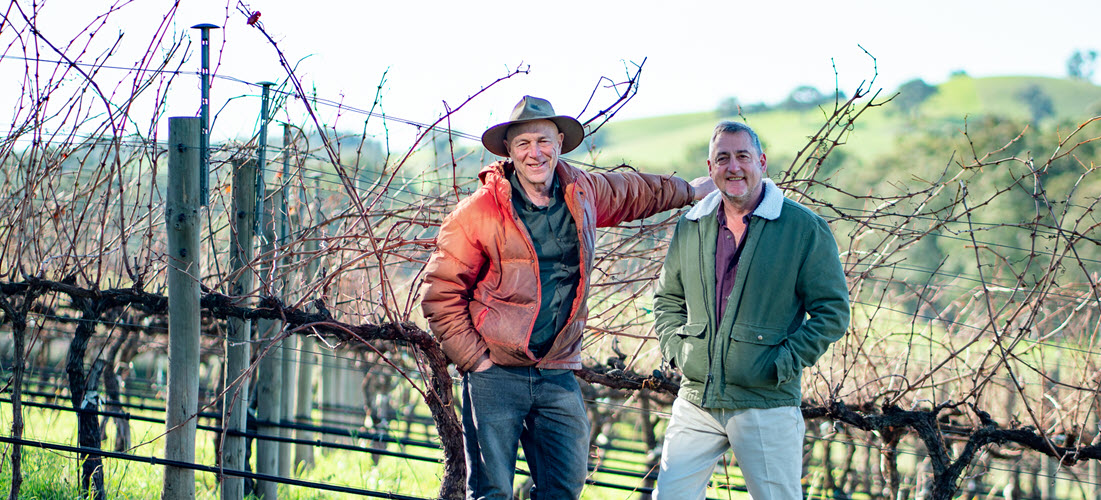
[162,116,202,500]
[254,188,283,500]
[278,124,296,478]
[222,157,257,500]
[293,171,321,469]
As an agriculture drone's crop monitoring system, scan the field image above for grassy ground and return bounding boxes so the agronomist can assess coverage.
[0,400,448,499]
[0,399,686,499]
[4,386,1097,499]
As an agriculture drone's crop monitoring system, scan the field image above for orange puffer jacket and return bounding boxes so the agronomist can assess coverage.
[421,160,694,372]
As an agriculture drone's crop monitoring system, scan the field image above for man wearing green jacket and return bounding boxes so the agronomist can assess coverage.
[653,121,850,499]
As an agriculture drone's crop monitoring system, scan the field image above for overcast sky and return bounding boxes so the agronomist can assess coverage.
[7,0,1100,147]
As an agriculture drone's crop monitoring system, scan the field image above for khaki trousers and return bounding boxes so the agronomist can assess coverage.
[655,398,805,499]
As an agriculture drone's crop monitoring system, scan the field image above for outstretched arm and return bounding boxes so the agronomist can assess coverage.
[587,170,698,227]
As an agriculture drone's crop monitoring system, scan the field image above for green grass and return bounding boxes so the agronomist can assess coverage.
[0,401,166,499]
[0,401,449,499]
[1,447,89,499]
[0,399,680,499]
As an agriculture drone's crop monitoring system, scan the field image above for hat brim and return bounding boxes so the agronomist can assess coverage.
[481,116,585,157]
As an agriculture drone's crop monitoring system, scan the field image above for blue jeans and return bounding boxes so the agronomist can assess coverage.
[461,365,591,500]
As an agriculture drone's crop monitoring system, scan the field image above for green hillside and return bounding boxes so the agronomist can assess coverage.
[582,75,1101,177]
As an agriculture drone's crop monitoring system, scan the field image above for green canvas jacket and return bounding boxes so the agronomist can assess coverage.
[654,178,850,409]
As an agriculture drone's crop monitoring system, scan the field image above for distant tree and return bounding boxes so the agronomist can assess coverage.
[741,102,771,114]
[894,78,938,113]
[781,85,828,111]
[716,97,741,117]
[716,96,772,116]
[1066,49,1098,80]
[949,69,968,78]
[1016,85,1054,123]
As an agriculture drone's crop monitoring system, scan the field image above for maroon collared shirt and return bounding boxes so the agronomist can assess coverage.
[715,196,763,321]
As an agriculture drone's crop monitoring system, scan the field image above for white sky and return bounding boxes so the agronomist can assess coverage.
[6,0,1100,148]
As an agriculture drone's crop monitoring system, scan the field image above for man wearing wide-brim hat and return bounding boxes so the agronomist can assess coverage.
[421,95,713,499]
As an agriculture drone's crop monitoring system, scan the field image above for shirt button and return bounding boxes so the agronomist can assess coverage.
[757,335,764,341]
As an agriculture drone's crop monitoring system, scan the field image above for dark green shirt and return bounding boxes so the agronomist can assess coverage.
[509,170,581,359]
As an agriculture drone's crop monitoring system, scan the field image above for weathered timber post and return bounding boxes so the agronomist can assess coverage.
[163,116,202,500]
[862,435,875,497]
[254,188,283,499]
[1042,368,1060,500]
[292,140,318,470]
[1003,372,1021,499]
[277,123,296,478]
[294,328,318,468]
[100,329,133,452]
[638,393,658,500]
[344,356,365,425]
[1091,401,1101,500]
[320,347,342,443]
[250,82,282,499]
[222,156,257,500]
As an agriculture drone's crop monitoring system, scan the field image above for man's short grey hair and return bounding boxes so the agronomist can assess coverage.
[710,121,763,157]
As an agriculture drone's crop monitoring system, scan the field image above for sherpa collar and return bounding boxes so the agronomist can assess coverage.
[686,178,783,221]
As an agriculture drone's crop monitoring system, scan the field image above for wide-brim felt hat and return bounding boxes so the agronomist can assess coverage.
[481,96,584,157]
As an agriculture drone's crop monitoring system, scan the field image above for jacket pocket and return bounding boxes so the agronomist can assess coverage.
[675,322,709,383]
[725,326,788,388]
[470,298,528,356]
